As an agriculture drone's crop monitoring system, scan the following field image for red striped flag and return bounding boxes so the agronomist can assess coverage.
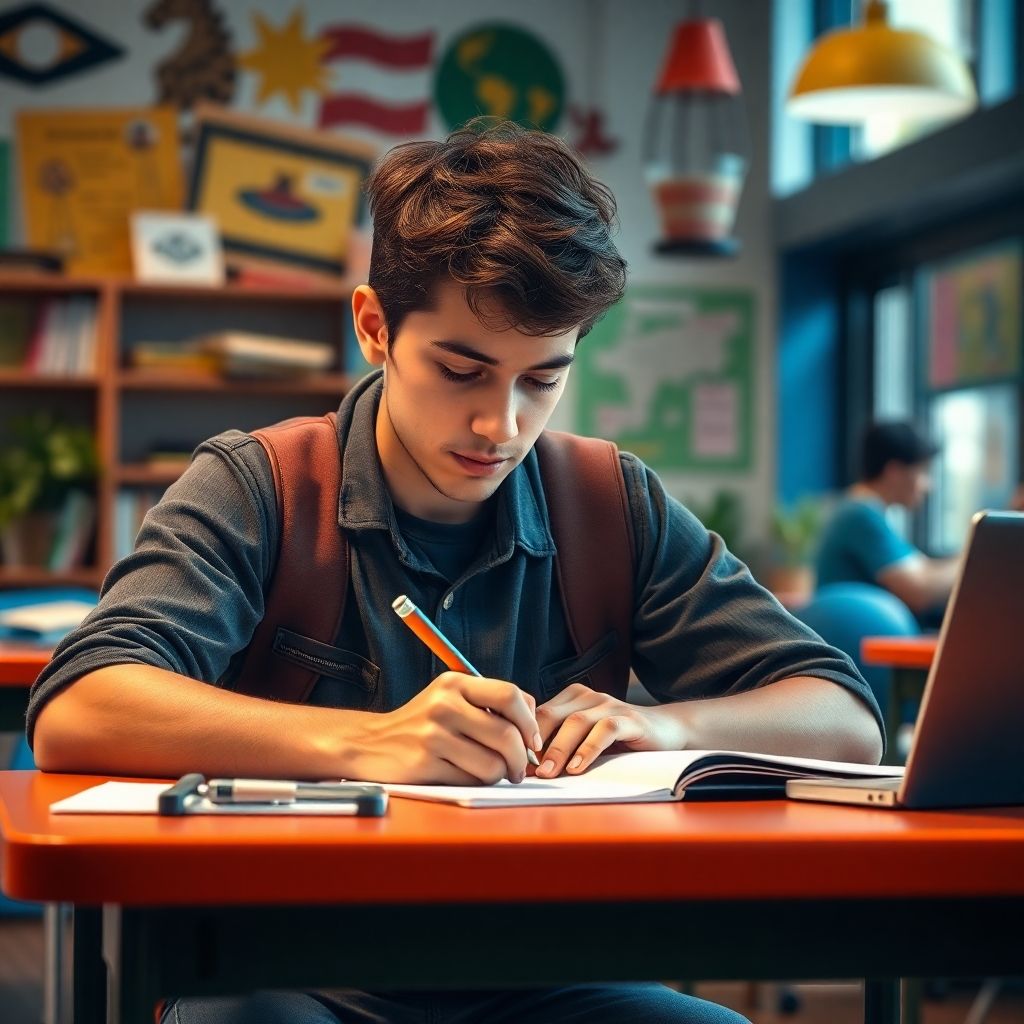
[317,25,434,134]
[320,26,433,67]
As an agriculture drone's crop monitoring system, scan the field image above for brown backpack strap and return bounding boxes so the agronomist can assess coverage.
[230,413,347,703]
[534,431,635,698]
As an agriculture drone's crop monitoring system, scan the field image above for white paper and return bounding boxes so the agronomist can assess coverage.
[384,750,903,808]
[50,781,366,816]
[0,600,94,633]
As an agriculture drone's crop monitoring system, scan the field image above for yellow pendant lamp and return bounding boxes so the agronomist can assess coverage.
[788,0,977,124]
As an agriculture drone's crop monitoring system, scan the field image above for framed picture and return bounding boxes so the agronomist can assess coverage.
[131,211,224,286]
[187,104,377,278]
[17,106,183,275]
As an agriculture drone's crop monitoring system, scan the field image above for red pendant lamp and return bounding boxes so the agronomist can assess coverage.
[644,10,749,256]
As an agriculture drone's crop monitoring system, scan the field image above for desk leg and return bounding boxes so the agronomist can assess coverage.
[72,907,105,1024]
[102,906,163,1024]
[864,978,900,1024]
[43,904,62,1024]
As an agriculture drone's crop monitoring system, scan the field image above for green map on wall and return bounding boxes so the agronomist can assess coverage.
[576,285,755,471]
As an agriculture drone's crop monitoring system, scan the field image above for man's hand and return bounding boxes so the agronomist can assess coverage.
[353,672,541,785]
[533,683,686,778]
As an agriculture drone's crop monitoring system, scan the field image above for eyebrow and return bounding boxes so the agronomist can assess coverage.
[430,340,575,372]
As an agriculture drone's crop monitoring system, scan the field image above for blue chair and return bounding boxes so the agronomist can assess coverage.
[794,581,919,724]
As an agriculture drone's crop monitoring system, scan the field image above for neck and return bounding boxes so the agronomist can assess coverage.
[850,481,889,505]
[374,389,480,525]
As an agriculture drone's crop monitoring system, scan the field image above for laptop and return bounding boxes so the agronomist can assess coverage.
[787,510,1024,810]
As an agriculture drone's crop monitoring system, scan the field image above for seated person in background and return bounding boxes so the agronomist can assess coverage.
[28,120,883,1024]
[815,420,958,624]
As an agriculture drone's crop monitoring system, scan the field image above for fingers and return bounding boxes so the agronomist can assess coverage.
[456,675,542,761]
[424,673,539,782]
[434,730,518,786]
[536,710,645,778]
[535,683,646,778]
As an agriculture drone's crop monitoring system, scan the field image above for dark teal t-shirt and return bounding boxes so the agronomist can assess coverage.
[815,497,918,588]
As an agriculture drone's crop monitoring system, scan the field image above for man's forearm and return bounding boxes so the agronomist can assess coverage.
[655,676,884,764]
[33,664,372,780]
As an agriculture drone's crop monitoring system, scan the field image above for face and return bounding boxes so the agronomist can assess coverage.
[353,280,577,523]
[888,461,932,509]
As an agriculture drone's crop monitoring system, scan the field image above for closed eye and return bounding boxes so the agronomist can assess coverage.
[438,363,561,393]
[438,363,483,384]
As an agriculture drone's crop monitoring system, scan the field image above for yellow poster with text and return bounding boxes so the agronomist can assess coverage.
[17,107,182,276]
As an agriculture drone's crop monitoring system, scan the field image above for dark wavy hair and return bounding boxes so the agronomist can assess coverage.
[364,118,627,343]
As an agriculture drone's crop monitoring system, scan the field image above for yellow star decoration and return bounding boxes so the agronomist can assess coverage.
[239,8,331,113]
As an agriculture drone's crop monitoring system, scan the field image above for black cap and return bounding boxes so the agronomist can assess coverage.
[861,421,940,480]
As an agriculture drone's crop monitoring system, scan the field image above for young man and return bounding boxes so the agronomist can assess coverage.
[815,420,959,620]
[30,121,882,1024]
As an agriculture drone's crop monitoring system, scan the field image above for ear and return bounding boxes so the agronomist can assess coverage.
[352,285,389,367]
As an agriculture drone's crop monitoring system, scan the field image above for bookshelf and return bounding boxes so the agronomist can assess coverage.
[0,273,355,587]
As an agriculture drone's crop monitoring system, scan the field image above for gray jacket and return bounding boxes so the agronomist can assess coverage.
[27,371,881,745]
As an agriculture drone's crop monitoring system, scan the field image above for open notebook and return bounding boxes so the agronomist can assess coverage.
[383,749,902,807]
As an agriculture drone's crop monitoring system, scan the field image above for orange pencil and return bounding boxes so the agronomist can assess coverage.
[392,594,541,767]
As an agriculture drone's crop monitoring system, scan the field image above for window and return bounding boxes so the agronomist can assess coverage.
[928,384,1019,551]
[772,0,1019,192]
[867,238,1023,554]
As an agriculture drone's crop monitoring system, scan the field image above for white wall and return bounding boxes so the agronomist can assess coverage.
[1,0,777,542]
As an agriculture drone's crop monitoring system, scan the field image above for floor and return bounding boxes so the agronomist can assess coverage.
[1,918,1022,1023]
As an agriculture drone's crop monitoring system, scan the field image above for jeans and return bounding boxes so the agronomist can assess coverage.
[162,984,751,1023]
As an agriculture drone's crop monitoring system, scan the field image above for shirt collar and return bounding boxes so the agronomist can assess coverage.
[335,370,555,562]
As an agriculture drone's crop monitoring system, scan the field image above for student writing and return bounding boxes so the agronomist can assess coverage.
[29,119,882,1024]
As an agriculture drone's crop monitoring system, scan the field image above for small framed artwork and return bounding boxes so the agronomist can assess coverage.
[131,211,225,286]
[187,104,377,278]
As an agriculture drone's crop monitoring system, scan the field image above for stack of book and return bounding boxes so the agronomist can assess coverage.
[198,331,334,377]
[130,340,219,375]
[130,331,334,378]
[0,296,98,375]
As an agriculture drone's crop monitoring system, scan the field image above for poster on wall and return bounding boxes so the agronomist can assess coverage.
[16,107,183,276]
[188,104,376,276]
[434,24,564,132]
[928,240,1022,389]
[575,285,755,472]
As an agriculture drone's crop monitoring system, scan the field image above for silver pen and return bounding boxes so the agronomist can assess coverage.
[204,779,379,803]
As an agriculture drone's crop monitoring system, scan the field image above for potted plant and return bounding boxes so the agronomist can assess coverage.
[766,497,824,603]
[0,412,99,568]
[688,489,744,559]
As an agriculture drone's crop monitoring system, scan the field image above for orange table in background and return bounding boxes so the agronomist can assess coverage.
[2,771,1023,1024]
[862,637,938,764]
[0,644,50,732]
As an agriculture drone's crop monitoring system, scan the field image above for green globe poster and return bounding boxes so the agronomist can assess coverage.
[434,24,565,131]
[576,286,755,471]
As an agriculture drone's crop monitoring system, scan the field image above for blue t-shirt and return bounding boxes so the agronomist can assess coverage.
[815,497,918,589]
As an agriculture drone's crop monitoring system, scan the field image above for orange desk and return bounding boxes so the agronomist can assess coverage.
[3,772,1024,1024]
[862,637,938,764]
[0,644,49,731]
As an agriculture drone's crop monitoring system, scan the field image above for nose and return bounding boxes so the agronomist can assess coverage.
[471,385,519,446]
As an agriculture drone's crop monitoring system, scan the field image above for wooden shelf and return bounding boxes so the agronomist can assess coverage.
[0,370,98,389]
[115,464,188,486]
[0,272,108,292]
[117,370,350,395]
[117,279,354,304]
[1,276,353,580]
[0,566,102,588]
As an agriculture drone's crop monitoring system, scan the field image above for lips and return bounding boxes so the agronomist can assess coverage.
[451,451,511,477]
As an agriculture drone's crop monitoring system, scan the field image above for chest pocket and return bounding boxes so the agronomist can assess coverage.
[538,630,618,701]
[272,627,380,707]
